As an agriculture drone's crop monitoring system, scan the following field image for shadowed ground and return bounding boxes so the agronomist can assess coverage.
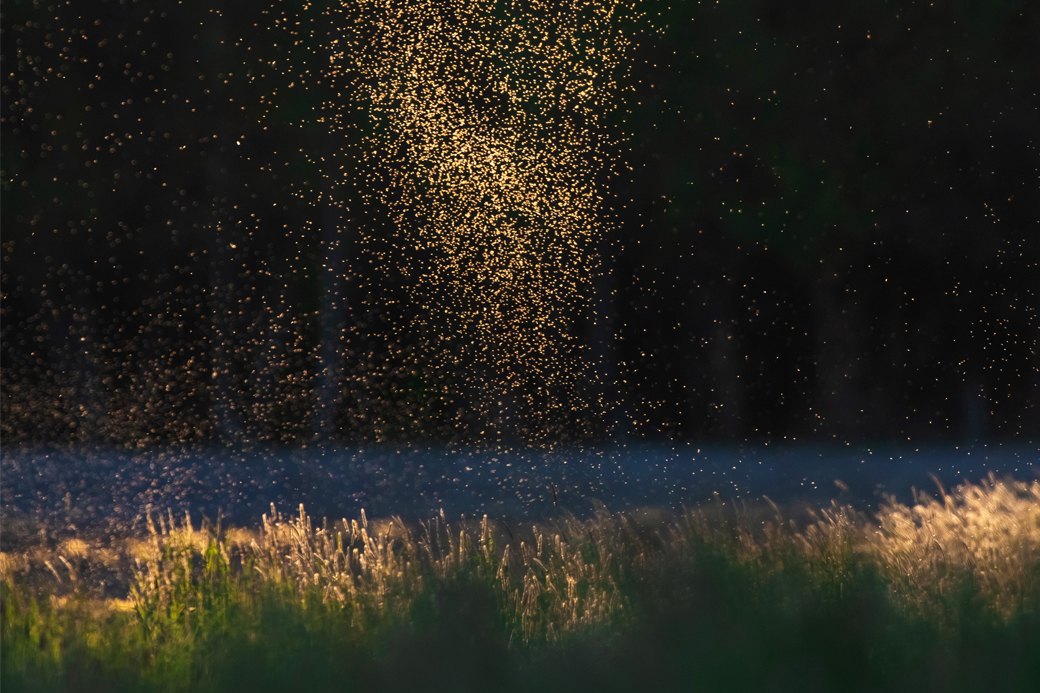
[2,443,1035,544]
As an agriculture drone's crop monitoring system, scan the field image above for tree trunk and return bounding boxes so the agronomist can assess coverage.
[314,202,349,442]
[813,277,864,439]
[588,237,628,441]
[706,287,744,439]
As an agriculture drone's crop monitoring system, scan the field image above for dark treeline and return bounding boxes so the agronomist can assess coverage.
[2,0,1038,446]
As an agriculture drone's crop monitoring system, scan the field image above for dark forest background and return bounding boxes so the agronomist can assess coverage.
[2,0,1038,447]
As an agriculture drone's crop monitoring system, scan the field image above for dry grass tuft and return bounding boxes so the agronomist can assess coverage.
[3,475,1037,652]
[871,474,1040,618]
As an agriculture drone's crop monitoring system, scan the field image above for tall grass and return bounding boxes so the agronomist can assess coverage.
[3,475,1038,692]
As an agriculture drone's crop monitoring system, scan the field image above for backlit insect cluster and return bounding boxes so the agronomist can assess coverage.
[316,1,636,440]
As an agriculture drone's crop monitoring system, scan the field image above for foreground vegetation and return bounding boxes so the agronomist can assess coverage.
[3,475,1039,692]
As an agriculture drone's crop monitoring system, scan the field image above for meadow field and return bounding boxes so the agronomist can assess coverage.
[3,474,1039,692]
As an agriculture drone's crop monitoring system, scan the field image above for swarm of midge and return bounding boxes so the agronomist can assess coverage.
[265,1,640,440]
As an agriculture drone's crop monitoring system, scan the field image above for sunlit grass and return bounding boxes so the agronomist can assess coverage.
[3,475,1039,692]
